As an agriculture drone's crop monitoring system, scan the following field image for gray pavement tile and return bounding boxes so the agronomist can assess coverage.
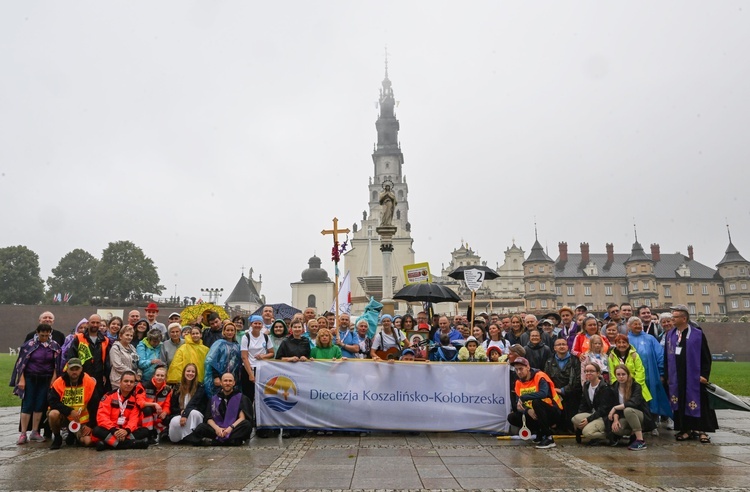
[303,448,359,458]
[357,447,412,456]
[446,464,519,478]
[522,476,612,489]
[354,456,417,466]
[411,456,445,466]
[415,464,453,478]
[510,466,587,478]
[408,448,440,457]
[420,477,462,488]
[277,474,353,489]
[625,474,715,488]
[435,447,492,457]
[439,455,501,465]
[454,476,534,488]
[350,475,423,488]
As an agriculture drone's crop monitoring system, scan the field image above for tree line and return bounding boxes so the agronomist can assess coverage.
[0,241,165,305]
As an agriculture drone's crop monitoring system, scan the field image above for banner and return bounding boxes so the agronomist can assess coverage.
[403,262,431,285]
[255,360,510,433]
[329,271,351,315]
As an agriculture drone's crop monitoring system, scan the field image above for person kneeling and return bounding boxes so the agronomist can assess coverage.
[47,358,97,449]
[572,363,616,446]
[506,357,563,449]
[185,373,252,446]
[609,364,655,450]
[92,371,149,450]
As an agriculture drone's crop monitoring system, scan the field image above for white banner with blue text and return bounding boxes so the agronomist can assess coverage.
[255,360,510,433]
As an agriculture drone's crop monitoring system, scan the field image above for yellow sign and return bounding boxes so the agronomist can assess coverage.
[403,262,431,285]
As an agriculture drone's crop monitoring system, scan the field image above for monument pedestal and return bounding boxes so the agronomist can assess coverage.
[377,225,398,316]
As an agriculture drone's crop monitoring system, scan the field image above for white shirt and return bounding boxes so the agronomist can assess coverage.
[240,331,269,367]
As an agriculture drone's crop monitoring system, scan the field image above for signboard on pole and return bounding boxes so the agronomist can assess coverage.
[403,262,431,285]
[464,268,485,292]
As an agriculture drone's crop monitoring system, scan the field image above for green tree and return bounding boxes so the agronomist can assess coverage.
[95,241,165,301]
[46,248,99,304]
[0,245,45,304]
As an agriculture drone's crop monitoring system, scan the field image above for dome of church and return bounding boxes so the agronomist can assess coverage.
[301,255,331,283]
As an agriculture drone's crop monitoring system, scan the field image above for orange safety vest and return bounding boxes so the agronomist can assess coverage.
[75,333,109,366]
[515,370,563,410]
[50,373,97,424]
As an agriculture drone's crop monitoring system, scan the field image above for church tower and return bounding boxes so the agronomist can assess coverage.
[343,61,415,309]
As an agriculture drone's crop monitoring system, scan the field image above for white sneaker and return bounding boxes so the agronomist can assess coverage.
[665,418,675,430]
[651,428,659,437]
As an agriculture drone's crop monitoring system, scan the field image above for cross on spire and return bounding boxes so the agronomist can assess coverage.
[241,265,245,277]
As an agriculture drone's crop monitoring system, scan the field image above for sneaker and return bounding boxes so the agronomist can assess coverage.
[95,441,107,452]
[17,433,28,445]
[532,434,544,444]
[628,439,647,451]
[536,436,556,449]
[575,430,582,444]
[29,431,45,442]
[651,428,659,437]
[50,434,63,450]
[665,418,674,430]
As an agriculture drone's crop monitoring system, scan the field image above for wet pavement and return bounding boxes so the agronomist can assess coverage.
[0,406,748,491]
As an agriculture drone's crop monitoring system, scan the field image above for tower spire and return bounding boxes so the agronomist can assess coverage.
[727,219,733,243]
[534,218,538,241]
[633,221,638,243]
[384,45,389,79]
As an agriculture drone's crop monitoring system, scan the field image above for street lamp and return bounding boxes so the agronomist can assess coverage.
[201,288,224,304]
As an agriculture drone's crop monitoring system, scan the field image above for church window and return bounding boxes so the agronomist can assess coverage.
[622,285,629,295]
[398,190,404,200]
[702,285,709,295]
[555,286,562,295]
[688,303,696,315]
[529,300,536,309]
[367,226,373,238]
[731,300,738,309]
[540,282,546,290]
[745,299,750,308]
[567,286,574,296]
[741,267,747,275]
[687,284,693,295]
[396,210,401,220]
[528,266,534,274]
[719,304,726,314]
[539,266,545,273]
[630,266,636,273]
[643,281,649,290]
[703,303,711,314]
[584,285,592,296]
[730,283,736,291]
[541,300,548,308]
[664,286,671,297]
[645,299,651,307]
[307,295,316,308]
[529,283,535,292]
[372,191,378,202]
[742,283,748,290]
[719,286,725,295]
[605,285,613,296]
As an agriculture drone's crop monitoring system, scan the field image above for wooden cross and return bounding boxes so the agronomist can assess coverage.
[321,217,350,246]
[321,217,350,329]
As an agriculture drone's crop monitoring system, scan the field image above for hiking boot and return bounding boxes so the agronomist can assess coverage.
[50,434,63,450]
[535,436,556,449]
[17,433,28,445]
[29,431,45,442]
[628,439,647,451]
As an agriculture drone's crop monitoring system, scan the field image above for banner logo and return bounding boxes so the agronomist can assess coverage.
[262,375,299,413]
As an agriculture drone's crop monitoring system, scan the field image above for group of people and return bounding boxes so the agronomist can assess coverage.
[10,301,717,452]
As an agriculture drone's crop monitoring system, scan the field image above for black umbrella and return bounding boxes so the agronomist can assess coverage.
[393,283,461,304]
[447,265,500,281]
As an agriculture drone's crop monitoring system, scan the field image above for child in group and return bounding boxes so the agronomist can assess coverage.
[581,334,610,384]
[486,346,505,362]
[458,336,487,361]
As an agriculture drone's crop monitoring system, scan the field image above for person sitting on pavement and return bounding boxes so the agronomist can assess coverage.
[609,364,655,450]
[524,329,552,370]
[11,323,61,445]
[168,363,207,443]
[47,357,97,449]
[506,356,563,449]
[544,337,582,434]
[137,365,172,444]
[137,328,165,383]
[92,371,149,450]
[185,373,252,446]
[572,362,616,446]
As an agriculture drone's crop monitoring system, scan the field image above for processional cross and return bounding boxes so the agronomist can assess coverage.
[321,217,350,326]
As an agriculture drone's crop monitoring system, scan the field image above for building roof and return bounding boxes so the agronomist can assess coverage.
[524,239,553,264]
[555,253,717,280]
[625,241,651,263]
[300,255,331,283]
[717,241,748,266]
[226,275,262,304]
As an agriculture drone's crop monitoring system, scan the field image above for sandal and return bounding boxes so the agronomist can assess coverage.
[675,432,692,441]
[699,433,711,444]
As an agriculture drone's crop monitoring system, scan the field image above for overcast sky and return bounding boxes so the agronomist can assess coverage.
[1,1,748,306]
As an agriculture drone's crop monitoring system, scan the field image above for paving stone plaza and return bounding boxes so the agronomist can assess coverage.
[0,406,748,491]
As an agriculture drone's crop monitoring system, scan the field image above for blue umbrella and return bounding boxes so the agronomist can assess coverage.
[251,303,302,320]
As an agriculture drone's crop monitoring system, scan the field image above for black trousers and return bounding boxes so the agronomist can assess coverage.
[186,420,252,445]
[507,400,561,437]
[92,426,149,448]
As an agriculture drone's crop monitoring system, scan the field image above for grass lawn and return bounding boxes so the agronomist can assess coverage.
[710,361,750,397]
[0,354,20,407]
